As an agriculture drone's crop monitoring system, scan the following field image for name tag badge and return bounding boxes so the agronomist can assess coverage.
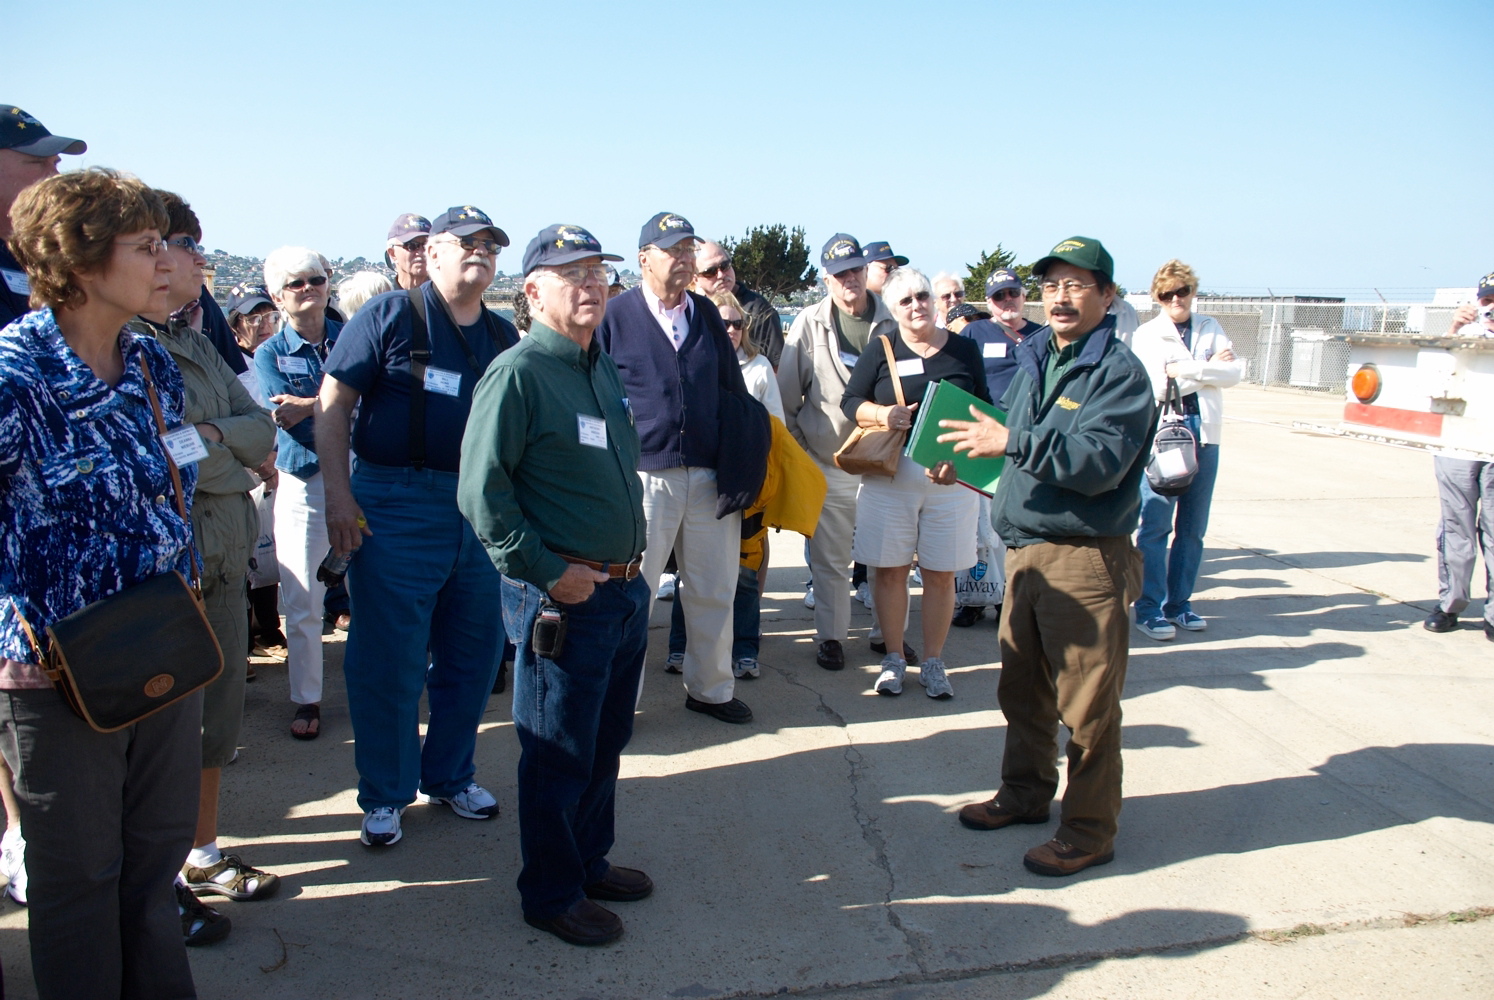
[1,269,28,296]
[578,414,608,449]
[838,350,859,369]
[276,355,310,375]
[423,366,462,397]
[161,425,210,466]
[894,357,925,378]
[982,342,1008,359]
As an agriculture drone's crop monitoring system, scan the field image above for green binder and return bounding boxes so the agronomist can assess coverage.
[905,380,1007,496]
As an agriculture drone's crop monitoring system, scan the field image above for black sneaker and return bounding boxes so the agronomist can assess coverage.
[1423,610,1459,633]
[178,883,231,946]
[951,606,983,628]
[869,639,919,666]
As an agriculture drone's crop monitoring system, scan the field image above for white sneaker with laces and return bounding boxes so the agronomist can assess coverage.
[1,832,27,906]
[421,783,500,820]
[656,573,677,601]
[360,806,404,846]
[919,657,954,699]
[733,657,760,679]
[874,654,906,696]
[854,581,874,609]
[803,584,816,610]
[664,652,685,673]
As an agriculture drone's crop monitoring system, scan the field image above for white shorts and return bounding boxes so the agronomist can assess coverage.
[851,455,979,571]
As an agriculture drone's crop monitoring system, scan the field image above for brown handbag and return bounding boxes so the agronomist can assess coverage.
[12,354,223,733]
[834,335,907,477]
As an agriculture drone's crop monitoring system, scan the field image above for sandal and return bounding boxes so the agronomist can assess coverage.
[291,703,320,741]
[178,883,231,946]
[182,853,281,901]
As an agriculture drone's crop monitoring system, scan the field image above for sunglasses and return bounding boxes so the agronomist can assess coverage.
[989,288,1024,301]
[282,275,328,290]
[166,235,205,255]
[697,261,733,279]
[448,236,503,255]
[722,318,746,331]
[1157,286,1193,303]
[397,237,428,254]
[897,290,932,308]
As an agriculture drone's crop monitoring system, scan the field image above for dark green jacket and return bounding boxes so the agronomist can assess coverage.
[992,316,1156,546]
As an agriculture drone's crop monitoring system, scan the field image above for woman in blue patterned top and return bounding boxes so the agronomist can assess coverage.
[0,168,208,999]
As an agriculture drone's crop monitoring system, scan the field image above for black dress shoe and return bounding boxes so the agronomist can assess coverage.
[869,639,919,666]
[1424,610,1459,633]
[816,639,845,671]
[685,695,753,724]
[492,659,510,695]
[951,605,983,627]
[524,898,623,946]
[584,865,654,902]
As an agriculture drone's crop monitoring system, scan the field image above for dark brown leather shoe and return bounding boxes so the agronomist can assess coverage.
[584,865,653,902]
[524,898,624,946]
[869,639,919,665]
[957,798,1050,831]
[815,639,845,671]
[1023,838,1115,877]
[685,696,753,724]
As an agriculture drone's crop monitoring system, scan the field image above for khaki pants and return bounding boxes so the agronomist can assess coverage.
[995,536,1141,855]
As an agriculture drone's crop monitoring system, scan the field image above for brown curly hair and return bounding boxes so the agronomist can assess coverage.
[7,168,168,311]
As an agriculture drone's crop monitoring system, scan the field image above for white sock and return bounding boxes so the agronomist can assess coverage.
[187,842,222,869]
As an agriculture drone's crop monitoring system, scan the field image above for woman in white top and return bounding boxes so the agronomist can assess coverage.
[1129,259,1242,640]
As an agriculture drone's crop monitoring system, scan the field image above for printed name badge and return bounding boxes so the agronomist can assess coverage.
[276,355,310,375]
[894,357,925,378]
[982,342,1008,359]
[577,414,608,449]
[838,350,859,369]
[423,366,461,397]
[161,425,210,466]
[1,269,28,296]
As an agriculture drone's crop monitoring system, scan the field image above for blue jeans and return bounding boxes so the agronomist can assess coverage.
[503,572,649,919]
[344,462,502,811]
[1134,417,1221,621]
[668,564,761,661]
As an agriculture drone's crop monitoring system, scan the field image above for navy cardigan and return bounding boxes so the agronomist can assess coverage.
[597,287,748,472]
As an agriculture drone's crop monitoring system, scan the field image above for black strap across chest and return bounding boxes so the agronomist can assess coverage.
[406,288,503,469]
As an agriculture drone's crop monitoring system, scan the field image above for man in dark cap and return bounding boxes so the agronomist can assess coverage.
[691,240,784,368]
[940,236,1155,878]
[0,105,86,328]
[862,240,908,296]
[384,213,431,291]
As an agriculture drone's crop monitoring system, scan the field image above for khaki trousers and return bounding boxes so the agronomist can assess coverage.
[995,536,1141,855]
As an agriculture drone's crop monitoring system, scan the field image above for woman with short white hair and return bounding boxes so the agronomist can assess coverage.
[841,267,990,699]
[254,247,342,739]
[336,270,394,318]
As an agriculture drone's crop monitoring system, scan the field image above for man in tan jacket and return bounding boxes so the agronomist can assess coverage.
[776,234,896,671]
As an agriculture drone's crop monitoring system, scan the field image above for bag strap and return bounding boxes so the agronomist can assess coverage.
[879,335,906,407]
[1163,375,1186,417]
[408,288,430,470]
[138,353,203,595]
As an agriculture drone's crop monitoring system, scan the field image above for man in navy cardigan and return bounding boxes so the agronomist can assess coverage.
[596,212,754,724]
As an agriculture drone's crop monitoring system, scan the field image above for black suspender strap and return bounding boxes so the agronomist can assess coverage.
[408,288,430,470]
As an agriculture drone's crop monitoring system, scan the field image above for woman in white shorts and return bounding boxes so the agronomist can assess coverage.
[841,268,990,699]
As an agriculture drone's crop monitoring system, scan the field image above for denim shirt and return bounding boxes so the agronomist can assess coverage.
[253,318,341,479]
[0,308,197,666]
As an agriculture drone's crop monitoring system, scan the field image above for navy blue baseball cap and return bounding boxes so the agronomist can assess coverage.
[430,205,510,245]
[862,241,908,267]
[522,224,623,276]
[1477,271,1494,300]
[225,283,273,315]
[820,234,867,276]
[386,213,431,246]
[0,106,85,156]
[638,211,697,250]
[984,268,1024,298]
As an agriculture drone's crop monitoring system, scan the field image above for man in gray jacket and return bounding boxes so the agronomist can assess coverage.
[776,235,896,671]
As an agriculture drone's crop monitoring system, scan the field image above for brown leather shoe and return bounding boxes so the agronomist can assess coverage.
[584,865,653,902]
[524,898,624,946]
[815,639,845,671]
[1022,838,1114,877]
[957,798,1049,831]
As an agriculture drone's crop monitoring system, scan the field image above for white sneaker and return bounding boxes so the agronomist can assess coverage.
[919,657,954,699]
[655,573,677,601]
[664,652,684,674]
[911,566,923,587]
[803,584,816,610]
[854,581,874,609]
[1,833,26,906]
[733,657,760,679]
[360,806,404,846]
[874,654,906,696]
[420,783,500,820]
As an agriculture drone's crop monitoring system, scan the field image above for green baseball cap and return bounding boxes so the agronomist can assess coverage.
[1030,236,1113,283]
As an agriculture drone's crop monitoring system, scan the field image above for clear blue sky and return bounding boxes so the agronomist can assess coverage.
[6,1,1489,298]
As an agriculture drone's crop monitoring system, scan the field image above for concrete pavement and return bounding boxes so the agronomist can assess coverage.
[1,385,1490,999]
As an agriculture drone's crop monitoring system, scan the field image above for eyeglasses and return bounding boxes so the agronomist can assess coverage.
[282,275,328,290]
[1039,280,1097,297]
[652,242,697,260]
[396,238,428,254]
[940,289,965,301]
[697,261,733,279]
[1157,286,1193,303]
[115,239,168,257]
[547,263,610,286]
[722,318,746,331]
[441,236,502,255]
[166,236,205,255]
[897,290,932,308]
[246,312,280,326]
[989,288,1024,302]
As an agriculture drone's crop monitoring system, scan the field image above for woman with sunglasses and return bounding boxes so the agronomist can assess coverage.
[841,267,990,699]
[254,248,342,739]
[1129,260,1241,641]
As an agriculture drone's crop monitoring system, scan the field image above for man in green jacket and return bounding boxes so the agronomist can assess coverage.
[938,236,1155,877]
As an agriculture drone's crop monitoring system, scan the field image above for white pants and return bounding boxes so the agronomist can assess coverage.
[639,467,740,705]
[274,471,327,706]
[808,459,861,644]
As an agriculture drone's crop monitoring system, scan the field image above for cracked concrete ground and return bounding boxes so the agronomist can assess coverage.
[1,386,1491,999]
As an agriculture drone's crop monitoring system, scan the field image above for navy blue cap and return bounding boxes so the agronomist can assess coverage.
[1477,271,1494,300]
[820,234,866,276]
[430,205,509,245]
[862,241,908,267]
[225,283,273,315]
[638,211,696,250]
[386,213,431,245]
[984,268,1023,298]
[522,224,623,276]
[0,106,85,156]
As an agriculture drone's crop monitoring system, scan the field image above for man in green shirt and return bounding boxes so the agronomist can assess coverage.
[457,224,651,947]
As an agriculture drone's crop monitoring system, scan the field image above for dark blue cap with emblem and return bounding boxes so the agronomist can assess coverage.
[862,241,908,267]
[820,234,866,276]
[0,106,86,156]
[226,283,273,315]
[386,213,431,245]
[430,205,509,245]
[1477,271,1494,300]
[638,212,696,250]
[522,224,624,276]
[985,268,1023,297]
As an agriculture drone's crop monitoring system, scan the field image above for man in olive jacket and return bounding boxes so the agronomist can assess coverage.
[937,236,1155,878]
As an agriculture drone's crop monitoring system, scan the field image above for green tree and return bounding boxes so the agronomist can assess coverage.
[963,244,1036,302]
[721,224,817,303]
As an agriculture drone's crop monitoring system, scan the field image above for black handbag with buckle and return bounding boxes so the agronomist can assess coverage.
[12,354,223,733]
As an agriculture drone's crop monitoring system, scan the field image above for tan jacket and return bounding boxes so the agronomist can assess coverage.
[776,293,897,465]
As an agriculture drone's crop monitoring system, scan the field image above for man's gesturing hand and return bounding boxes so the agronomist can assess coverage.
[937,405,1009,458]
